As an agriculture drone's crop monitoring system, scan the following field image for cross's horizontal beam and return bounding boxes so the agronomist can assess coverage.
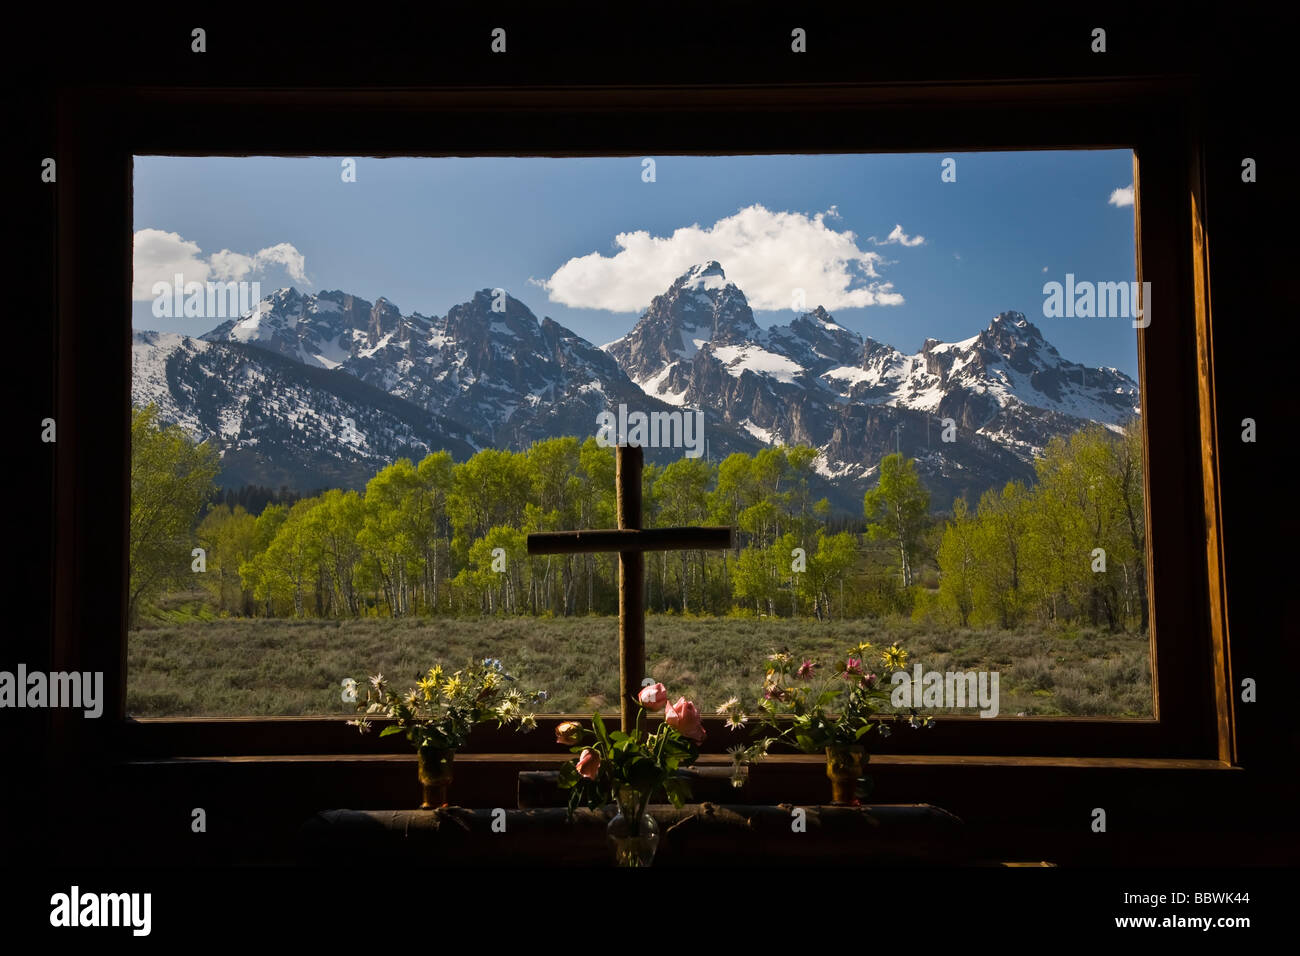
[527,526,734,556]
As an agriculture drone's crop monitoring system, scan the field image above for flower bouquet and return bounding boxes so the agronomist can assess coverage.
[729,641,927,804]
[350,657,546,808]
[555,681,705,865]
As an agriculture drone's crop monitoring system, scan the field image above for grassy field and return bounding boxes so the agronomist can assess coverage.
[126,613,1153,718]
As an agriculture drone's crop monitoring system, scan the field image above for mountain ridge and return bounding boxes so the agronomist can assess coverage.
[133,262,1140,511]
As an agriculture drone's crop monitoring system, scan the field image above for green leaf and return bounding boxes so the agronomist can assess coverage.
[663,776,691,809]
[627,757,662,794]
[378,725,403,737]
[591,711,610,749]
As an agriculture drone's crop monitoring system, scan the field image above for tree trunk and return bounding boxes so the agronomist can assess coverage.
[680,551,689,613]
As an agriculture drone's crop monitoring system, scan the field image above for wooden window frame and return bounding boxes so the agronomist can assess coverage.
[49,80,1233,767]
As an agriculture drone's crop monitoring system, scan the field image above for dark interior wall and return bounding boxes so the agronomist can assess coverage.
[5,5,1295,873]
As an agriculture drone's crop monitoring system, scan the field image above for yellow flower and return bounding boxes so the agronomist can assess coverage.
[417,677,438,701]
[426,665,443,683]
[442,676,464,699]
[880,643,908,670]
[853,641,873,656]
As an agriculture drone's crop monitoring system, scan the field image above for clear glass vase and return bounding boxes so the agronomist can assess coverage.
[825,744,865,805]
[607,785,659,866]
[417,747,455,809]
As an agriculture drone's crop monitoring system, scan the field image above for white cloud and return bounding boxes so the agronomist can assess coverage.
[876,224,925,247]
[132,229,210,300]
[1042,266,1049,273]
[534,204,905,312]
[252,242,310,284]
[132,230,310,300]
[208,249,255,281]
[1108,184,1134,207]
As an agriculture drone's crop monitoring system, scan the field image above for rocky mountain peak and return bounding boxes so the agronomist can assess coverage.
[678,260,728,290]
[973,310,1056,373]
[368,296,402,346]
[604,262,762,386]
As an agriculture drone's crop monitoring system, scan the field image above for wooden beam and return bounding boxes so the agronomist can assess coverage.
[617,445,644,733]
[526,526,734,555]
[300,804,967,866]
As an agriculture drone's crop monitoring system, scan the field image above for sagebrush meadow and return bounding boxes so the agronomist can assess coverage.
[127,614,1151,718]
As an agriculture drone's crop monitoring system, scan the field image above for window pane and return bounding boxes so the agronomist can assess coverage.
[128,152,1149,721]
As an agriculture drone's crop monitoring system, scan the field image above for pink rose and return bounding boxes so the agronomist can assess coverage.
[664,697,707,743]
[638,682,668,711]
[576,748,601,780]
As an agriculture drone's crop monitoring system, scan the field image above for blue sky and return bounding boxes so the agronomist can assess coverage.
[132,151,1139,377]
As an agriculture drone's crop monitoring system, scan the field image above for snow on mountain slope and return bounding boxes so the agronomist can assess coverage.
[132,329,477,492]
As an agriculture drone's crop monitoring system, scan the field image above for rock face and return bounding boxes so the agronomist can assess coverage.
[134,262,1140,511]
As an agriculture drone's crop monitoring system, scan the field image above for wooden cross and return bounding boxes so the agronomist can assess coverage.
[526,445,734,731]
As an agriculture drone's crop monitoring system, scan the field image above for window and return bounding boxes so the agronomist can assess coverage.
[49,83,1230,763]
[128,150,1151,728]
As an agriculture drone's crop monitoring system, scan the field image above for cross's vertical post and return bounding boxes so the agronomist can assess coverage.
[617,444,644,732]
[527,455,730,735]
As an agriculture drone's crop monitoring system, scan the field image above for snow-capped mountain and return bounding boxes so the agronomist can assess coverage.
[132,329,478,492]
[133,262,1139,511]
[603,263,1140,500]
[200,286,683,452]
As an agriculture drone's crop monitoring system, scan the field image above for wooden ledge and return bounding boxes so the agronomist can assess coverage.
[300,803,966,866]
[119,753,1238,770]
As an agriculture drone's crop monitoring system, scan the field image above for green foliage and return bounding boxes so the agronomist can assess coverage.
[934,421,1145,631]
[863,453,931,588]
[936,497,977,626]
[129,405,220,624]
[131,406,1146,634]
[196,504,258,615]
